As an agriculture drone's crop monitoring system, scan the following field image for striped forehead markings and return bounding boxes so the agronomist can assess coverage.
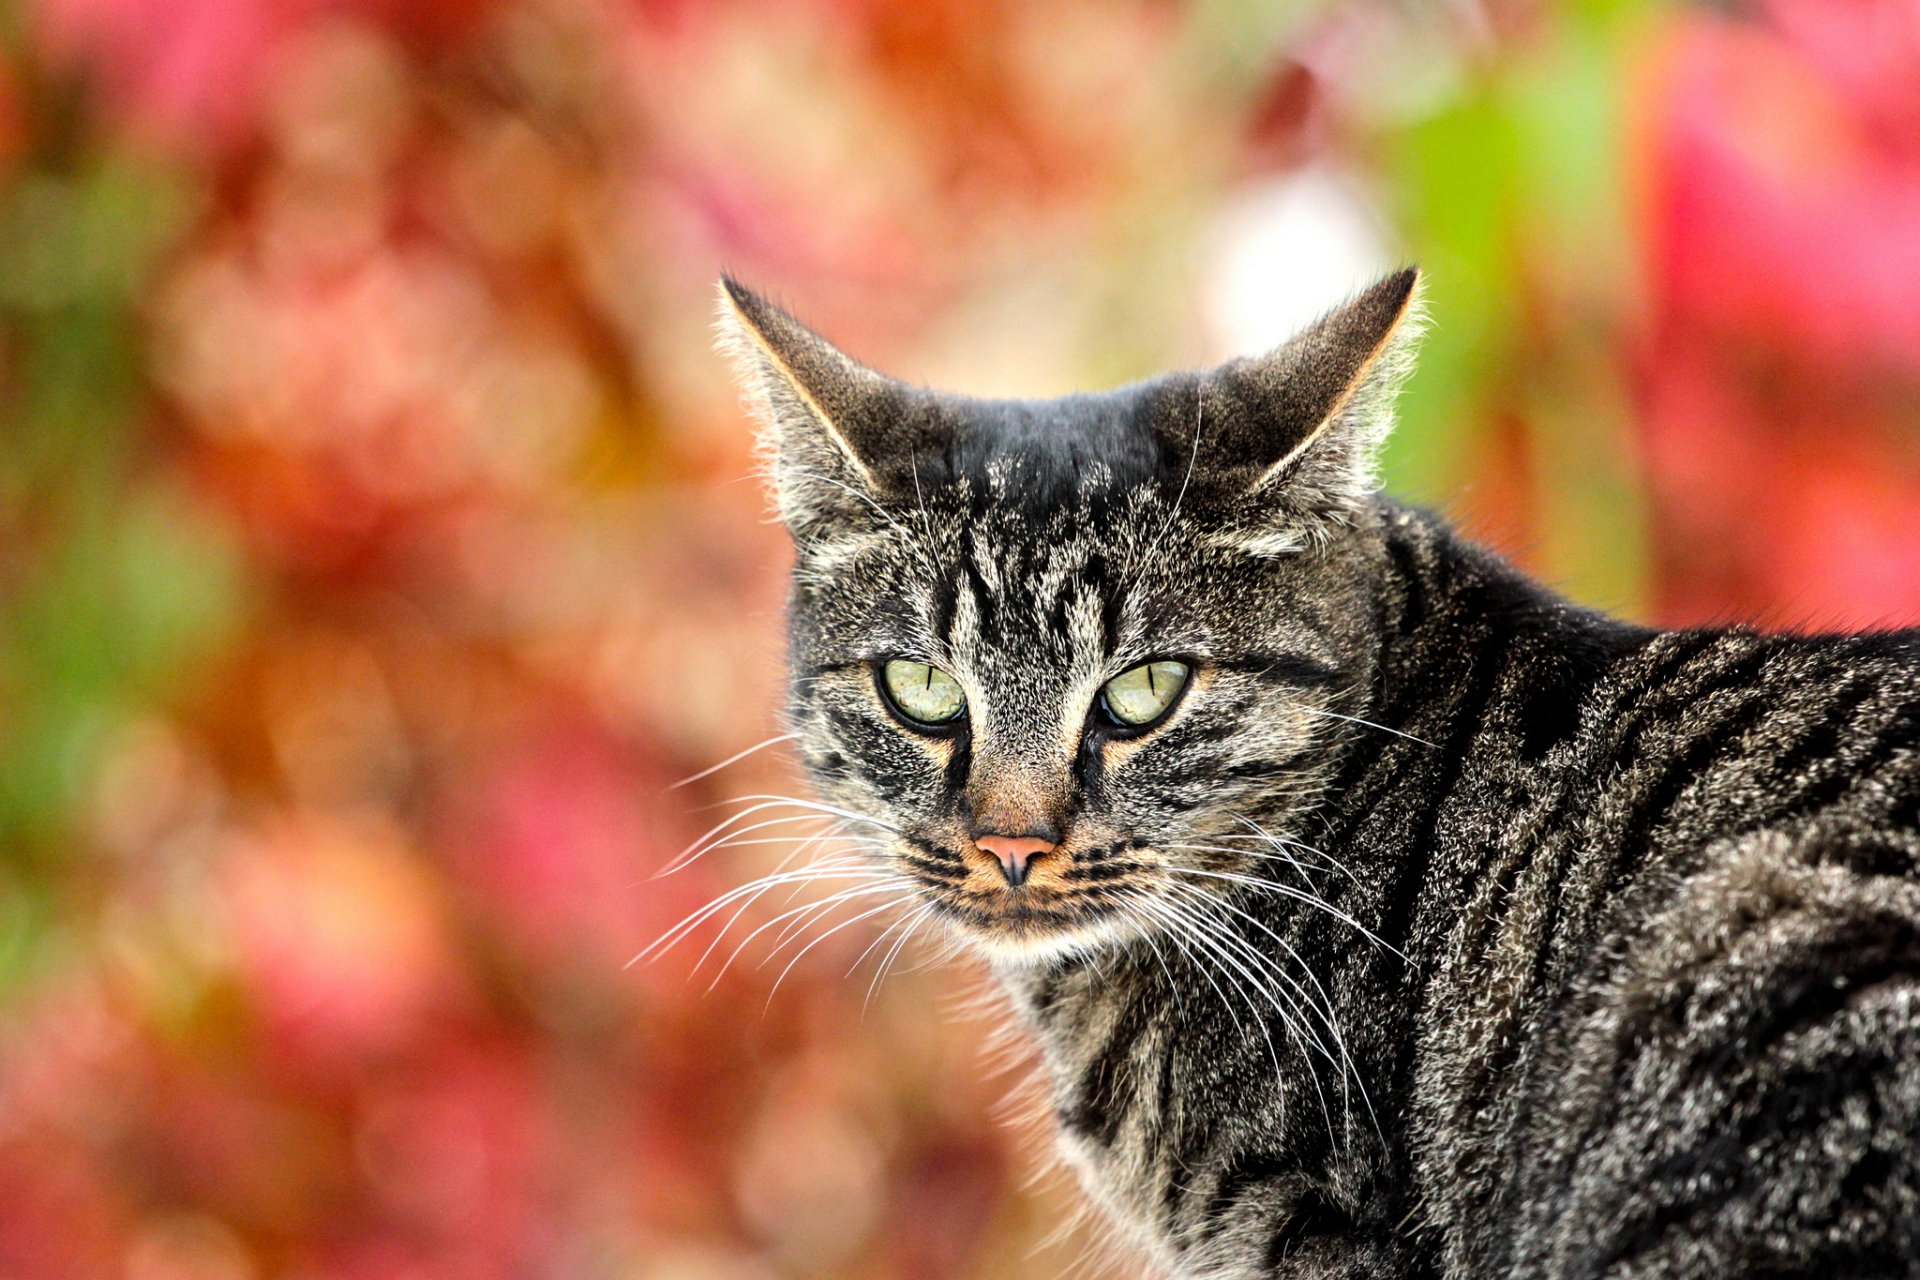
[941,523,1122,662]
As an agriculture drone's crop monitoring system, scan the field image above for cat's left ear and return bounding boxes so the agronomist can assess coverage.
[1195,267,1425,527]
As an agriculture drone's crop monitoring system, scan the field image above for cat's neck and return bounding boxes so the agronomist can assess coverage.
[1369,496,1637,659]
[1361,498,1650,753]
[1304,497,1653,965]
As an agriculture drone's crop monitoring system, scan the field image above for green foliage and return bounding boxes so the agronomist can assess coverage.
[0,152,244,908]
[1383,0,1653,613]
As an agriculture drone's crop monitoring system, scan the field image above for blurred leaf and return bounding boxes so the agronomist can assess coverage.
[0,150,238,870]
[1381,0,1652,614]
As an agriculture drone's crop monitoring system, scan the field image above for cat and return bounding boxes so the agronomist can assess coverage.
[713,268,1920,1279]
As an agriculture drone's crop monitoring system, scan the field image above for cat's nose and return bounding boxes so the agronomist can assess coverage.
[973,835,1057,888]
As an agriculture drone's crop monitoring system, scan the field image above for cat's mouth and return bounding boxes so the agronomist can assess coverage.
[924,888,1128,959]
[903,834,1145,955]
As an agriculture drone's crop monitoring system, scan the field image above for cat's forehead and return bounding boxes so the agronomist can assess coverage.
[914,379,1189,515]
[892,477,1176,673]
[932,456,1166,576]
[936,530,1131,688]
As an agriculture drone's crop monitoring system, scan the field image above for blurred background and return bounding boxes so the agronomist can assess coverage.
[2,0,1919,1276]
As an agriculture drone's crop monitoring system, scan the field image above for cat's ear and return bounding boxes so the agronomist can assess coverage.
[1196,267,1425,529]
[716,276,930,539]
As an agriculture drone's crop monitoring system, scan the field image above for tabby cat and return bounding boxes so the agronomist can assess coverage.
[714,269,1920,1279]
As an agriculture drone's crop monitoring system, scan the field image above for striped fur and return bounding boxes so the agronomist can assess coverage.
[719,272,1920,1278]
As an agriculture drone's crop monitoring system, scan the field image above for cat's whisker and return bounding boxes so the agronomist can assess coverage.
[642,855,872,956]
[1164,840,1325,893]
[657,804,841,877]
[711,879,913,991]
[757,877,915,964]
[1165,879,1379,1142]
[756,826,904,899]
[1135,890,1300,1130]
[645,866,884,974]
[691,837,895,961]
[861,902,938,1013]
[670,829,886,911]
[725,794,905,835]
[1298,706,1437,749]
[1158,884,1337,1140]
[697,875,903,985]
[760,874,883,953]
[763,890,921,1009]
[757,819,890,881]
[896,918,969,977]
[1118,895,1186,1017]
[634,858,887,967]
[686,832,869,854]
[1121,886,1274,1066]
[1160,865,1405,961]
[660,794,898,876]
[1225,814,1363,886]
[1160,884,1339,1076]
[1162,881,1339,1068]
[1208,891,1375,1141]
[1127,892,1252,1047]
[700,886,869,987]
[668,732,799,790]
[849,899,918,981]
[1158,841,1331,900]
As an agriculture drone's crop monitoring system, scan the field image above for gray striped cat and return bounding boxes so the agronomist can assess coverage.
[716,269,1920,1279]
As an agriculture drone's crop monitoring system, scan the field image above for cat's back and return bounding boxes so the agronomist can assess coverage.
[1605,621,1920,832]
[1444,622,1920,1277]
[1590,623,1920,855]
[1394,545,1920,1278]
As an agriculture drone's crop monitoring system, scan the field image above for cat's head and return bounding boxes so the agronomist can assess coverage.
[718,270,1424,963]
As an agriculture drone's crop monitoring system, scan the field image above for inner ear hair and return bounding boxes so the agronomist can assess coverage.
[1253,266,1424,491]
[715,276,881,490]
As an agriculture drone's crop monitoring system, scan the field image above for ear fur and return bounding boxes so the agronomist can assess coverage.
[715,277,924,542]
[1194,267,1426,551]
[718,270,1425,555]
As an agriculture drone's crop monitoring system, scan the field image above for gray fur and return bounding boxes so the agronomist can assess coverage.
[717,270,1920,1278]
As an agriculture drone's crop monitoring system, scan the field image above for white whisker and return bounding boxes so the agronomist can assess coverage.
[669,733,799,790]
[658,794,899,876]
[713,880,911,990]
[1166,879,1380,1141]
[1299,706,1436,748]
[634,858,885,966]
[1226,814,1362,886]
[764,891,920,1007]
[1159,865,1405,961]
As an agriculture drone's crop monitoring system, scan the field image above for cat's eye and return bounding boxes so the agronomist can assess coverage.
[880,659,967,728]
[1098,660,1190,729]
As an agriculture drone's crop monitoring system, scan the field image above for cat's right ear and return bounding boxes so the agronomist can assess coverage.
[716,277,923,542]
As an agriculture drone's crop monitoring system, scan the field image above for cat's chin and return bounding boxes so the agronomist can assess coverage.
[953,913,1139,967]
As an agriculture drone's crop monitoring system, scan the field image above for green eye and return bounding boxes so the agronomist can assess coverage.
[880,660,967,727]
[1099,660,1190,728]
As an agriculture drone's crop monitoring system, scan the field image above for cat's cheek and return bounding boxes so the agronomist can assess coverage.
[792,693,944,825]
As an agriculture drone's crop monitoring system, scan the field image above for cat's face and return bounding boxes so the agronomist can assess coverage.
[721,271,1422,962]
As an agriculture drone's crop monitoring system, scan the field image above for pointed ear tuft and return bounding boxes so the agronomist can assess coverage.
[715,277,920,541]
[1198,267,1426,525]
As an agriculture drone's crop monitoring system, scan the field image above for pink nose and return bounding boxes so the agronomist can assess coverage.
[974,835,1057,888]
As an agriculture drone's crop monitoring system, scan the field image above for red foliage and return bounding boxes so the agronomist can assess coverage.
[1639,0,1920,627]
